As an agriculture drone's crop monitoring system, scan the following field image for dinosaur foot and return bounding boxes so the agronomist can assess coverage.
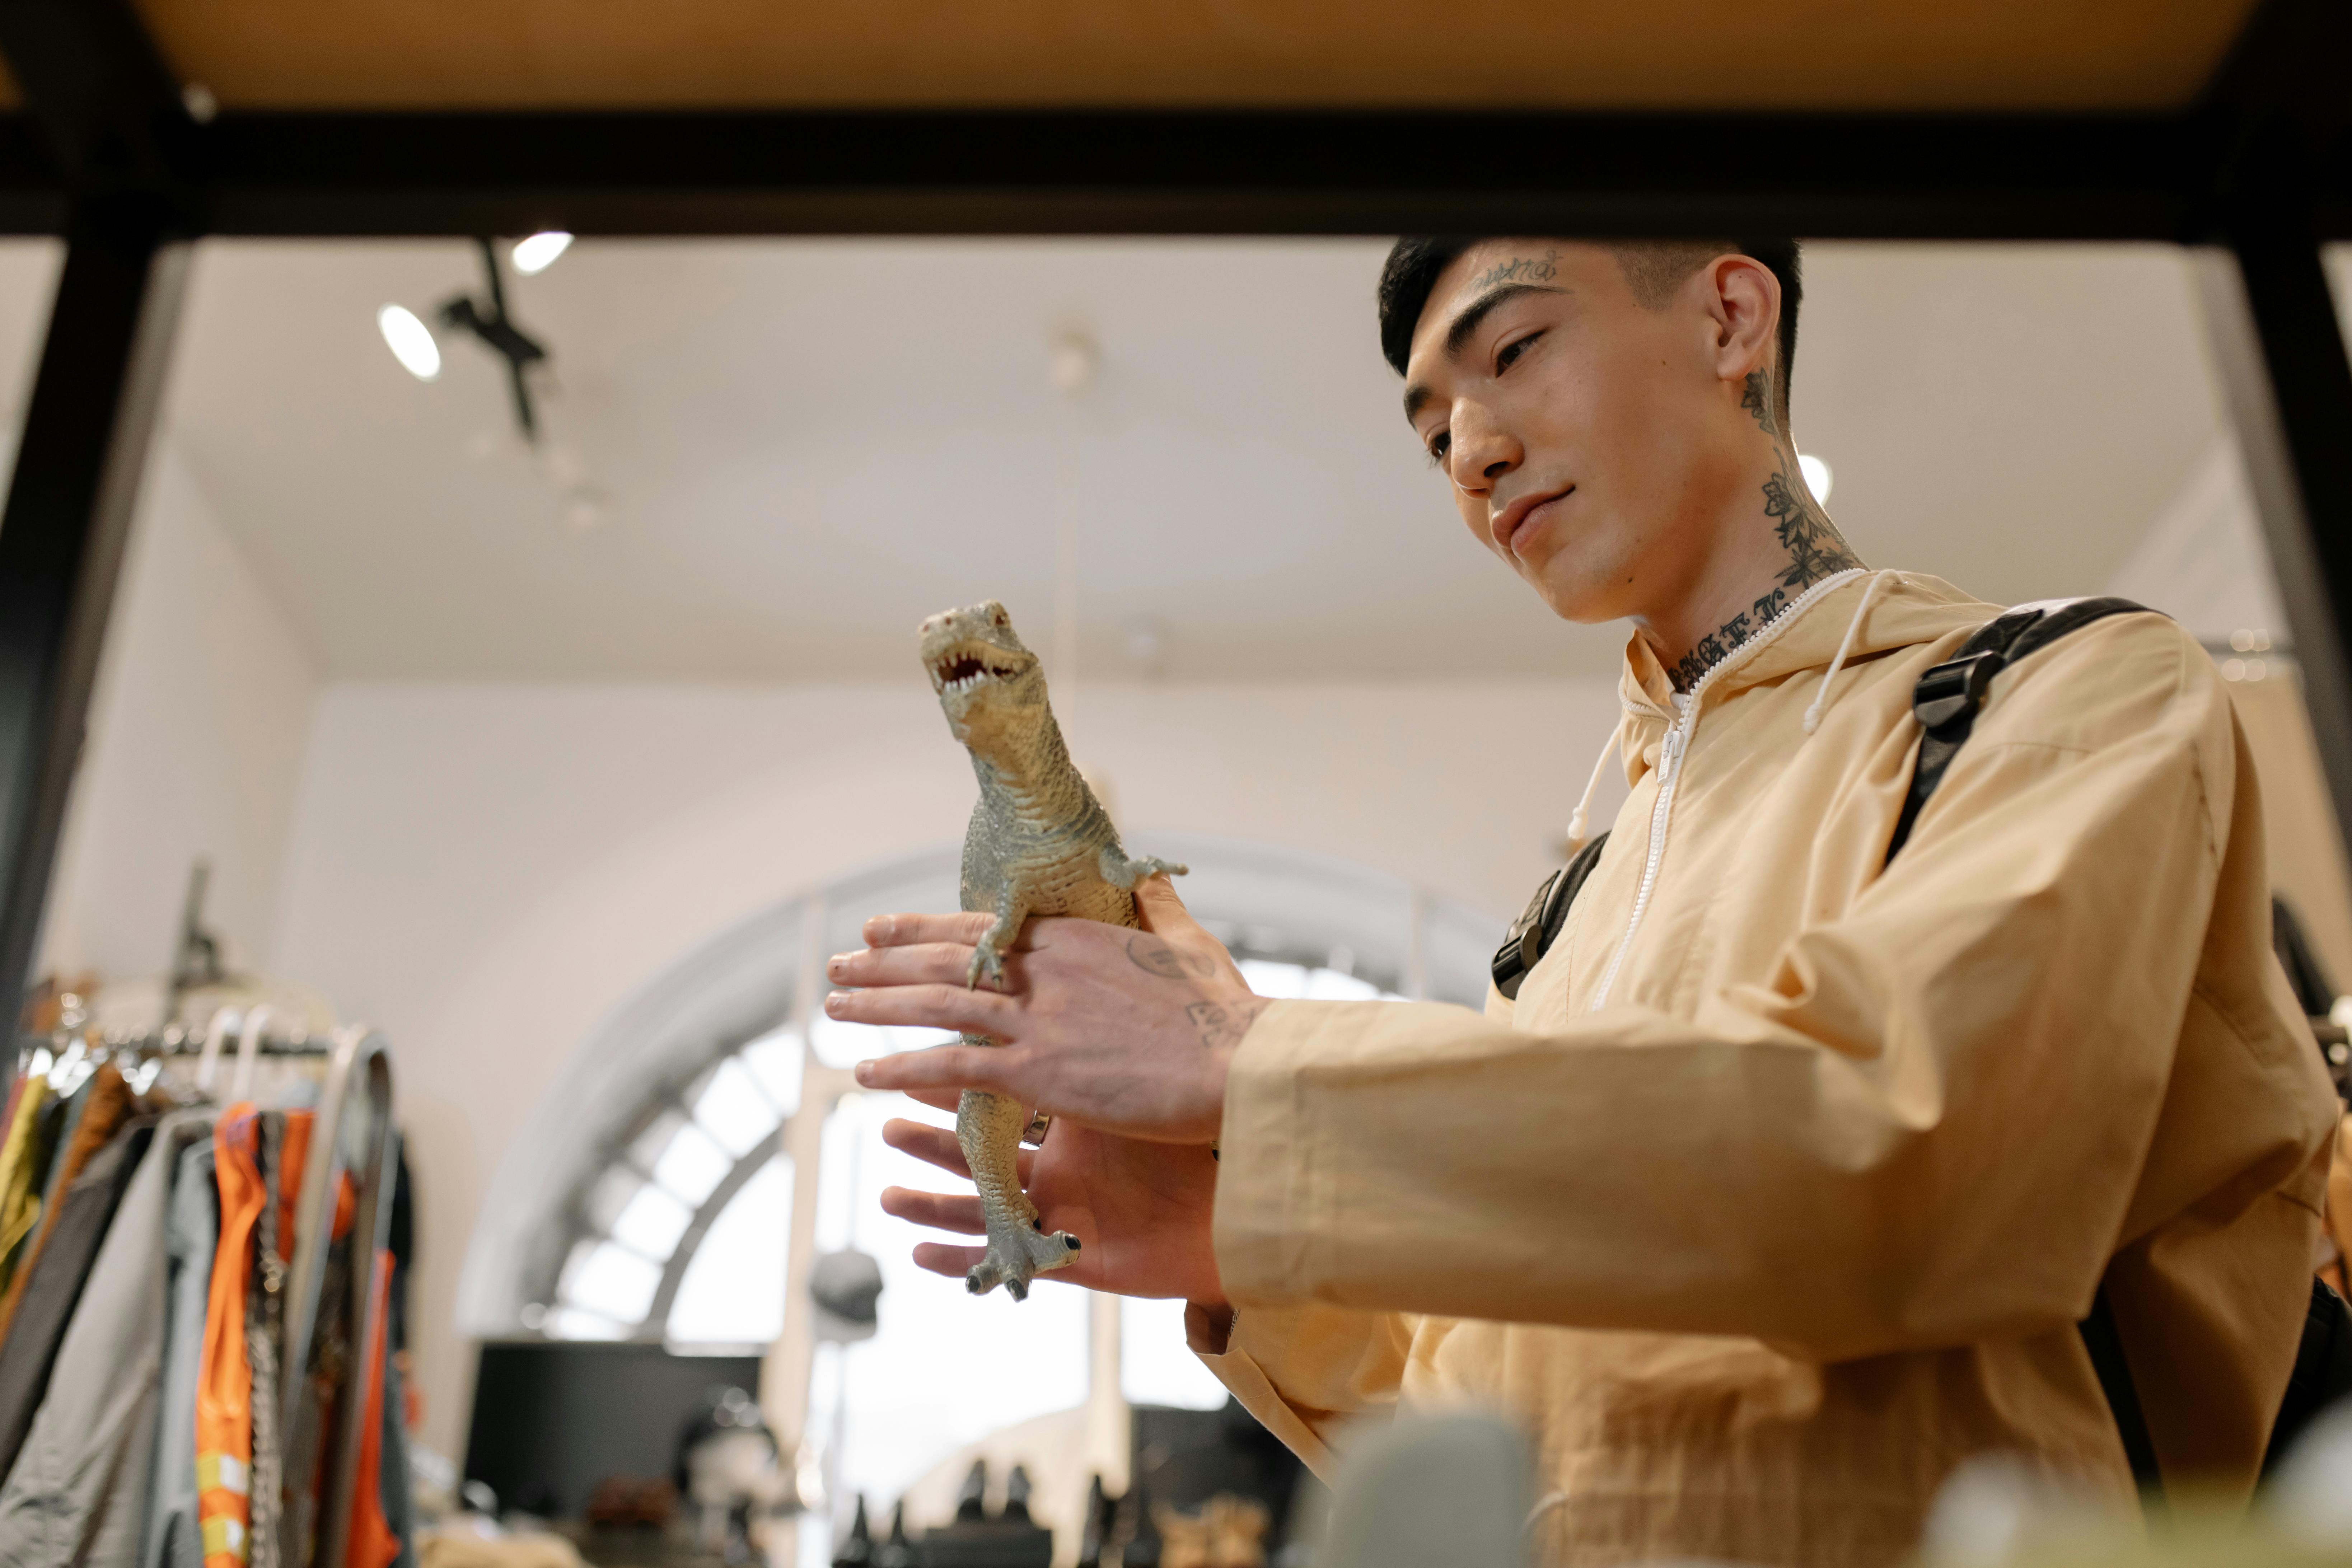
[967,1222,1080,1302]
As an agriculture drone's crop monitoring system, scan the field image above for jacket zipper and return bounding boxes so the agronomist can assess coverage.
[1588,569,1865,1011]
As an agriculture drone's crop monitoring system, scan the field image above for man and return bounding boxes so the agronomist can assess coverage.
[830,239,2339,1565]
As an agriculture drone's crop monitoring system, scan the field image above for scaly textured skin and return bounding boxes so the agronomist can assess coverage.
[919,600,1186,1300]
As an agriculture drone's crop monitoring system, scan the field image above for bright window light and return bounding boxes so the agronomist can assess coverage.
[692,1056,782,1157]
[511,231,573,275]
[377,304,440,381]
[651,1121,733,1206]
[1798,453,1834,504]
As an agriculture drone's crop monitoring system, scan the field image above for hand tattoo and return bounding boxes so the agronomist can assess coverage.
[1186,998,1269,1051]
[1127,935,1217,980]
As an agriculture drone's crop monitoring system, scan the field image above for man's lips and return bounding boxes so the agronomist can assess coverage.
[1492,486,1574,556]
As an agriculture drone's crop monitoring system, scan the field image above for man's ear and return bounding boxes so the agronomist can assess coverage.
[1703,254,1781,388]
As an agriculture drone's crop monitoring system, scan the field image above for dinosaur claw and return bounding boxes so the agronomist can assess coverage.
[964,1225,1080,1300]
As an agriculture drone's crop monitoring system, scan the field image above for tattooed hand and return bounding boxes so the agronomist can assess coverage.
[827,877,1264,1145]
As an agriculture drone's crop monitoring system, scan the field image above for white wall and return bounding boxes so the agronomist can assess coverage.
[40,444,319,984]
[261,675,1627,1462]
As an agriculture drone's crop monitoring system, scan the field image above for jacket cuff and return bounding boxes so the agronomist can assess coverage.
[1188,1304,1344,1476]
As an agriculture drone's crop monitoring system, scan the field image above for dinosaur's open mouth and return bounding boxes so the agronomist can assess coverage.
[934,647,1020,693]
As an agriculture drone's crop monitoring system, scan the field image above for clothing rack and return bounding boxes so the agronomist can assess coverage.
[2,1000,404,1568]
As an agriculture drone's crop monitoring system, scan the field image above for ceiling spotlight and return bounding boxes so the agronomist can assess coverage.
[510,231,573,276]
[1049,329,1098,394]
[1798,453,1834,504]
[377,304,441,381]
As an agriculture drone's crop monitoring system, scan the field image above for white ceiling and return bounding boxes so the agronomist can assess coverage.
[0,234,2288,682]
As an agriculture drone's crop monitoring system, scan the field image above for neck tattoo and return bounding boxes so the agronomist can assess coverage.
[1667,373,1864,693]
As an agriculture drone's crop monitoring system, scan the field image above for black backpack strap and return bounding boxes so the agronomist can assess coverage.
[1885,597,2151,862]
[1885,596,2183,1493]
[1492,831,1610,1001]
[2079,1287,2165,1493]
[2263,1277,2352,1478]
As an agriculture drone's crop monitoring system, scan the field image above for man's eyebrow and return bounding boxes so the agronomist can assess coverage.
[1401,282,1570,424]
[1442,283,1565,362]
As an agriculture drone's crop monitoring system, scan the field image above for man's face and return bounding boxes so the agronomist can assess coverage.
[1403,240,1746,625]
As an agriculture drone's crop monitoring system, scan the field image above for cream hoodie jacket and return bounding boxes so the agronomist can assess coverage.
[1193,570,2339,1568]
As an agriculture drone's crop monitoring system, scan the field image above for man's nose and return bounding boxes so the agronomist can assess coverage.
[1450,418,1518,492]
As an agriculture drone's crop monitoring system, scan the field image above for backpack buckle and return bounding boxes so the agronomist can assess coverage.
[1913,650,2003,732]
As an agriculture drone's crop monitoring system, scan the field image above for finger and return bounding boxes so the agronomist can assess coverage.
[882,1118,1036,1184]
[828,941,1012,992]
[879,1186,986,1235]
[881,1117,971,1176]
[857,1039,1020,1095]
[1131,874,1192,925]
[893,1087,963,1115]
[861,912,1002,949]
[910,1241,986,1279]
[1132,877,1247,982]
[827,984,1015,1038]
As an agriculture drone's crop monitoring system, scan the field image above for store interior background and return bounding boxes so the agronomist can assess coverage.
[3,235,2349,1560]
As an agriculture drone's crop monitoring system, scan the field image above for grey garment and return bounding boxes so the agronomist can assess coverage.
[0,1111,211,1568]
[0,1122,155,1484]
[379,1350,413,1568]
[140,1134,216,1568]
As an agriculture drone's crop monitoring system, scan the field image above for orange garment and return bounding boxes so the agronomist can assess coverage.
[276,1113,313,1265]
[198,1106,264,1568]
[345,1249,399,1568]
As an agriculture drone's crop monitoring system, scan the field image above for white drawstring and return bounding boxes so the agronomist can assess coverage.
[1565,727,1622,848]
[1525,1489,1571,1538]
[1802,570,1896,735]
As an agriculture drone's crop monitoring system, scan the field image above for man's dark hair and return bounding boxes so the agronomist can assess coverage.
[1376,238,1805,427]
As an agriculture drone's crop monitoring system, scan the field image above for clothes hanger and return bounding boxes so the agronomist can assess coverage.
[229,1004,274,1104]
[194,1005,242,1095]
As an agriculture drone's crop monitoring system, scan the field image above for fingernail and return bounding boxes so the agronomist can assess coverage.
[825,992,846,1015]
[855,1061,876,1085]
[866,915,896,943]
[827,954,850,979]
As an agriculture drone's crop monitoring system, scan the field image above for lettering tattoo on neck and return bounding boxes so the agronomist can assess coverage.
[1468,248,1561,292]
[1669,588,1791,692]
[1666,459,1863,694]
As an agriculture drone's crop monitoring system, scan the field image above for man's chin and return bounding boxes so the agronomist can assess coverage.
[1522,555,1626,627]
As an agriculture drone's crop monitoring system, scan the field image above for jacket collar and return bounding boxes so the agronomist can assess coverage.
[1617,571,1999,718]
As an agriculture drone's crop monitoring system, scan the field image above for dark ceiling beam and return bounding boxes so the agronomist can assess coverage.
[2183,0,2352,233]
[0,0,195,208]
[0,106,2273,241]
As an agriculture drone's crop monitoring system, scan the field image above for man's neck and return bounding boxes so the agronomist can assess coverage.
[1639,374,1864,693]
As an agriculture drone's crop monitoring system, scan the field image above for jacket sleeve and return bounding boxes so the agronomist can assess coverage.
[1189,982,1523,1463]
[1212,621,2321,1362]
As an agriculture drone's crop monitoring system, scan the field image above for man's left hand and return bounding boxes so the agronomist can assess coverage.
[829,876,1264,1144]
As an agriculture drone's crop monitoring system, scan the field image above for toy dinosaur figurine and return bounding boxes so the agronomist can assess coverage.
[919,600,1186,1300]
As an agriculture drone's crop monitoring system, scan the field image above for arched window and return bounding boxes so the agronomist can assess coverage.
[460,835,1499,1537]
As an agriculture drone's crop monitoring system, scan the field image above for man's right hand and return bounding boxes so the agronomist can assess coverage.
[879,1088,1226,1306]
